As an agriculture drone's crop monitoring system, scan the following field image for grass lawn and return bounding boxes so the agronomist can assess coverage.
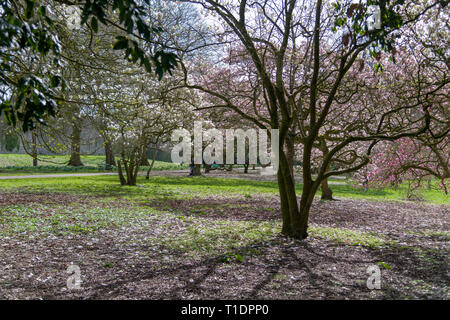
[0,172,448,299]
[0,153,187,175]
[1,153,446,205]
[0,173,447,204]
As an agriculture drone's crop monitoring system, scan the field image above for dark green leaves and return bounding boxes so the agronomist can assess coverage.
[113,36,129,50]
[79,0,179,80]
[91,17,98,33]
[1,0,179,131]
[0,74,58,131]
[25,0,36,19]
[1,0,63,131]
[153,51,178,80]
[113,36,179,80]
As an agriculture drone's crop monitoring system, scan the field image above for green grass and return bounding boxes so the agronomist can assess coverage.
[0,156,447,251]
[0,153,187,175]
[0,154,106,167]
[150,218,280,256]
[309,226,396,249]
[0,166,103,175]
[325,180,448,204]
[0,174,447,204]
[1,153,447,204]
[0,203,158,237]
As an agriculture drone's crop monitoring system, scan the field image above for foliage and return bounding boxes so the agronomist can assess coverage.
[1,133,20,151]
[0,0,178,131]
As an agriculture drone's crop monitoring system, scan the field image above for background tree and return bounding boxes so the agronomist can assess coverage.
[1,0,178,131]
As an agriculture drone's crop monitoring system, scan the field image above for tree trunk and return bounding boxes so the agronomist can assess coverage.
[31,131,38,167]
[139,149,150,166]
[68,120,83,166]
[193,164,201,176]
[145,149,157,179]
[285,134,295,180]
[244,164,249,173]
[320,177,333,200]
[105,141,115,167]
[278,150,307,239]
[117,155,138,186]
[117,160,127,185]
[319,148,333,200]
[131,158,139,185]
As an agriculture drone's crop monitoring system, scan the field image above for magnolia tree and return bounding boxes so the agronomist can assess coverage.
[81,51,198,185]
[178,0,448,239]
[32,1,202,183]
[349,7,449,196]
[355,136,449,196]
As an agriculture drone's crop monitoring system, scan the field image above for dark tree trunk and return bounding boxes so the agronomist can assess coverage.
[105,141,115,167]
[117,160,127,185]
[68,120,83,166]
[319,149,333,200]
[139,149,150,166]
[117,153,139,186]
[244,164,249,173]
[278,150,308,239]
[32,131,38,167]
[193,164,201,176]
[320,177,333,200]
[285,134,295,180]
[252,164,256,170]
[145,149,157,180]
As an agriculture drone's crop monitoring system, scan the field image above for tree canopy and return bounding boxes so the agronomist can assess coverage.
[0,0,178,131]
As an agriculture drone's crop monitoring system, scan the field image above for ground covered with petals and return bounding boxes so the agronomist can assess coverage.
[0,173,448,299]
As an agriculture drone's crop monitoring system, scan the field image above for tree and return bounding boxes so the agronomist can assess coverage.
[0,0,178,131]
[180,0,448,239]
[357,136,449,196]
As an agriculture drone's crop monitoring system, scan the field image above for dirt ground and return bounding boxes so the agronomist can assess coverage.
[0,189,448,300]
